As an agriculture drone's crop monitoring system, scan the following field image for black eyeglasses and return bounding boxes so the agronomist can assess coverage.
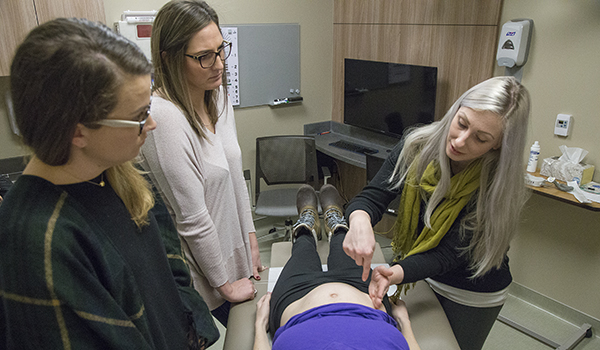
[184,40,232,69]
[94,104,151,136]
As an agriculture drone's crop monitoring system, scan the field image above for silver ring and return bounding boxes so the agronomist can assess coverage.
[254,288,258,295]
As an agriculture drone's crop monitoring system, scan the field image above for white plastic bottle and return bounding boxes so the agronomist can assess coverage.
[526,141,540,172]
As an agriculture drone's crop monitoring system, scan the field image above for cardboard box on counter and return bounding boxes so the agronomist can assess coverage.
[540,156,595,184]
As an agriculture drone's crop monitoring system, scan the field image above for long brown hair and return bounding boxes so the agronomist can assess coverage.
[11,18,155,227]
[151,0,228,139]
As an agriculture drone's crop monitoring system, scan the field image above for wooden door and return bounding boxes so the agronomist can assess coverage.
[34,0,105,25]
[0,0,105,76]
[0,0,38,75]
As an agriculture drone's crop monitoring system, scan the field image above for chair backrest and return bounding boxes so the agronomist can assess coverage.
[255,135,319,202]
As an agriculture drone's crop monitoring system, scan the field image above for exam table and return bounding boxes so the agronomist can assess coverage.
[223,241,460,349]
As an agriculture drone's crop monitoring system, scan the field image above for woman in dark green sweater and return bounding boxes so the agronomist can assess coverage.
[0,18,216,349]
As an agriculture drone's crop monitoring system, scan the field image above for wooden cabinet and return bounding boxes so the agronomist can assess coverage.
[0,0,38,75]
[0,0,105,76]
[331,0,503,202]
[332,0,503,123]
[34,0,105,25]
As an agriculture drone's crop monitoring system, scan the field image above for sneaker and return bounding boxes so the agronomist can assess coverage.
[319,184,348,240]
[292,185,320,242]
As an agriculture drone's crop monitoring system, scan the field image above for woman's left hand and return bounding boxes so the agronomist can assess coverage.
[369,265,393,308]
[249,232,267,280]
[253,293,272,349]
[255,292,271,331]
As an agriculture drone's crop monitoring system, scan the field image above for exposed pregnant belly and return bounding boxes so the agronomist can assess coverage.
[280,282,385,327]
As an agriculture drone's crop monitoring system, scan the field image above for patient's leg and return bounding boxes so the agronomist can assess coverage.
[318,184,355,272]
[321,185,377,296]
[269,185,323,334]
[320,184,349,242]
[286,184,322,273]
[283,229,322,276]
[269,231,324,336]
[327,229,363,274]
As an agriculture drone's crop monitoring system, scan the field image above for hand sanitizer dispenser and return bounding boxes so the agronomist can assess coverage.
[496,19,533,68]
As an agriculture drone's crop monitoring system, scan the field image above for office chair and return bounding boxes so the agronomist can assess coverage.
[254,135,320,242]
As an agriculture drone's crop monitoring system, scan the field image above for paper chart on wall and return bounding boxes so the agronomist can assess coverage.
[221,27,240,106]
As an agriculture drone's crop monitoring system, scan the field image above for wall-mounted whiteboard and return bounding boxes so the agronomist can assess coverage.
[222,24,301,108]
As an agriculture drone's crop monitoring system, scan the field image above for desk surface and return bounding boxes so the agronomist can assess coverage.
[314,132,394,168]
[304,123,600,212]
[527,171,600,211]
[305,121,399,168]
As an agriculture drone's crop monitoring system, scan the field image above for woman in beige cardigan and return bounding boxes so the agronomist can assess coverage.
[140,0,265,327]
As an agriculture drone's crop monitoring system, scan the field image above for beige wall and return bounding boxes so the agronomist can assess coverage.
[103,0,334,178]
[495,0,600,319]
[0,0,334,174]
[0,77,27,159]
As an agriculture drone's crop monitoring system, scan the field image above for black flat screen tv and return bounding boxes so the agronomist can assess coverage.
[344,58,437,138]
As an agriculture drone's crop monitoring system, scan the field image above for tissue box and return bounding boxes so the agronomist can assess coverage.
[540,156,595,184]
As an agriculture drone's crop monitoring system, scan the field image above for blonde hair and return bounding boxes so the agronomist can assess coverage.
[106,162,155,228]
[390,76,531,277]
[151,0,227,139]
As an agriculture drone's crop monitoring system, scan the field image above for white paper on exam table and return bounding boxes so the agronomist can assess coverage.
[267,264,398,296]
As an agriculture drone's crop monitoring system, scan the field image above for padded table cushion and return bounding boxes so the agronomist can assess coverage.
[223,241,459,349]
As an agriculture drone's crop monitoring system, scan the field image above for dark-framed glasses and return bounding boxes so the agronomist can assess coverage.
[184,40,232,69]
[94,104,151,136]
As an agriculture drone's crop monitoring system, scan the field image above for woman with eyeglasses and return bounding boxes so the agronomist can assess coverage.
[141,0,264,326]
[0,17,218,349]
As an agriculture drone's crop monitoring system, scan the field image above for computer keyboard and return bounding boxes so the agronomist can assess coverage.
[329,140,379,155]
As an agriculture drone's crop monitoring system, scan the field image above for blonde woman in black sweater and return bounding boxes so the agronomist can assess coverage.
[344,76,531,350]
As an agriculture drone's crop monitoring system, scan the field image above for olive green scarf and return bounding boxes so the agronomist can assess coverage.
[390,158,482,296]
